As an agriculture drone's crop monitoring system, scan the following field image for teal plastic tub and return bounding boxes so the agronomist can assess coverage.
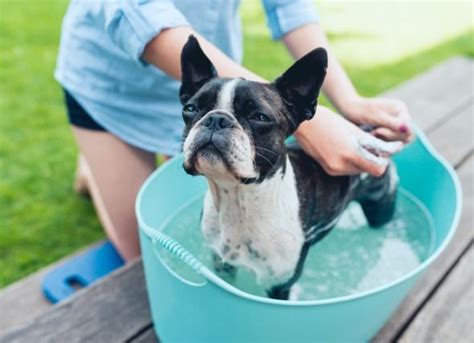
[136,128,461,342]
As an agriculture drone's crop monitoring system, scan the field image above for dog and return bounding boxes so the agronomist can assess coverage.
[179,35,401,300]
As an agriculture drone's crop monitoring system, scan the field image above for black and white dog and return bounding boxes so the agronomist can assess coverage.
[180,36,401,300]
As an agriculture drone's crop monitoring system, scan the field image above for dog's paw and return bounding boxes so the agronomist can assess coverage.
[212,253,237,280]
[267,285,291,300]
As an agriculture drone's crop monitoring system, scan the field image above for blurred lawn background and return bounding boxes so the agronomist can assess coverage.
[0,0,472,287]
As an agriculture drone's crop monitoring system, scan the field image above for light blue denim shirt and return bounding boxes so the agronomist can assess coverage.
[55,0,319,155]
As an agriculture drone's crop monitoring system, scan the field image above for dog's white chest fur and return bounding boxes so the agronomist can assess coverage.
[201,158,304,288]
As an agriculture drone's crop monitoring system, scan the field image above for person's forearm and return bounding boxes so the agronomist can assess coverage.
[143,26,264,82]
[282,23,359,114]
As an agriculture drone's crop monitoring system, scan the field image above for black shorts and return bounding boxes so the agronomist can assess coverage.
[64,89,107,131]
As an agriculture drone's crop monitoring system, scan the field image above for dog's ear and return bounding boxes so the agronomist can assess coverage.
[273,48,327,133]
[179,35,217,104]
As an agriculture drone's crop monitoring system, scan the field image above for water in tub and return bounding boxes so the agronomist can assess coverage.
[158,189,435,301]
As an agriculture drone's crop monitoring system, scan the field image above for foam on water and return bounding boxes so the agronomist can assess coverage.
[157,189,435,301]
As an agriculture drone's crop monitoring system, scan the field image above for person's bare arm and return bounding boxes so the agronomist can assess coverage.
[295,106,402,177]
[143,27,264,82]
[283,23,358,114]
[283,23,414,143]
[143,26,403,177]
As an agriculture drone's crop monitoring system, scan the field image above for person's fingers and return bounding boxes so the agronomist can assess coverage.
[372,127,411,143]
[322,162,362,176]
[373,124,415,143]
[338,131,388,176]
[358,132,404,157]
[350,149,389,177]
[365,110,407,134]
[390,101,416,139]
[370,98,415,137]
[406,129,416,143]
[372,127,401,141]
[397,104,411,120]
[377,98,408,118]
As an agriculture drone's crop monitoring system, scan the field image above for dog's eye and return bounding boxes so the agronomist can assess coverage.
[249,112,270,122]
[183,104,196,113]
[182,104,197,120]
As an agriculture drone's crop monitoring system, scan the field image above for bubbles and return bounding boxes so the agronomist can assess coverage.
[158,188,435,301]
[355,238,420,292]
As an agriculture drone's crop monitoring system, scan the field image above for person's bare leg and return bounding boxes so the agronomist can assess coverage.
[74,154,91,197]
[71,127,156,261]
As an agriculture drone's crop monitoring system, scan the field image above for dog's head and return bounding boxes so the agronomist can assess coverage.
[180,35,327,184]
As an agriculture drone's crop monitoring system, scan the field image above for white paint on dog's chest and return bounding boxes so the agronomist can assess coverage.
[201,159,304,288]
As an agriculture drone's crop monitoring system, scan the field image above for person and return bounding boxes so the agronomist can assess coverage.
[55,0,414,262]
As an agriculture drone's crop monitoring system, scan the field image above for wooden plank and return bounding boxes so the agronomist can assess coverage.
[0,267,53,336]
[429,103,474,167]
[400,247,474,343]
[129,327,159,343]
[374,156,473,342]
[373,59,474,341]
[0,241,104,336]
[0,259,150,343]
[382,57,474,132]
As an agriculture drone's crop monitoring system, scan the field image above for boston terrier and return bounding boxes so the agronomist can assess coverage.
[179,35,401,300]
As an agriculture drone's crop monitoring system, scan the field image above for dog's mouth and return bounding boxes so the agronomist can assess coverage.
[184,133,231,175]
[194,141,225,165]
[183,127,258,182]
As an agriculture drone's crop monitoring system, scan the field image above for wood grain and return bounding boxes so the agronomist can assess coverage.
[0,241,104,336]
[129,327,159,343]
[374,156,473,342]
[428,103,474,167]
[0,260,150,343]
[400,247,474,343]
[383,57,474,132]
[374,57,474,342]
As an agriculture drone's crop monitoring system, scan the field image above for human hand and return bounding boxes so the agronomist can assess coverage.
[294,106,403,177]
[339,96,415,143]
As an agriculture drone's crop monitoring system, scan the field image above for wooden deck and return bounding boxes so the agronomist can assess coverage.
[1,57,473,342]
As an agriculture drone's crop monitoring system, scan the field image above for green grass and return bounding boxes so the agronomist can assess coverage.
[0,0,473,287]
[0,1,104,286]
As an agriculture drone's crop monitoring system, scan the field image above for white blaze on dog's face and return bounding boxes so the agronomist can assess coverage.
[182,79,256,182]
[179,35,327,185]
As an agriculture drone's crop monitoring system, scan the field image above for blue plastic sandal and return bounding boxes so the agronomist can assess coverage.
[42,241,124,303]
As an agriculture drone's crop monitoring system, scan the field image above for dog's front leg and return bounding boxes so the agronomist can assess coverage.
[267,284,291,300]
[266,243,311,300]
[356,162,398,228]
[212,253,237,281]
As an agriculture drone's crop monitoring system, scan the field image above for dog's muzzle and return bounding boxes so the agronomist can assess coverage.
[183,110,257,181]
[183,111,238,173]
[201,111,236,131]
[192,111,237,153]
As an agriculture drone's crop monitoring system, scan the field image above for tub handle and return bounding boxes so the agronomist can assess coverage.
[146,226,232,288]
[148,229,206,275]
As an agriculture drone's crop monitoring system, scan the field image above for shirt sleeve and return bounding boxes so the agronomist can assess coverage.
[262,0,320,40]
[102,0,190,64]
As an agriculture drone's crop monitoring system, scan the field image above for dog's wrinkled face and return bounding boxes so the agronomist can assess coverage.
[181,78,289,183]
[180,36,327,184]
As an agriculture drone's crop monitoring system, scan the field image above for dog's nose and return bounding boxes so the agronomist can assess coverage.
[201,113,234,131]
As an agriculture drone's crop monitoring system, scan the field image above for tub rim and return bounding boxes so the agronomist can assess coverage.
[136,127,462,307]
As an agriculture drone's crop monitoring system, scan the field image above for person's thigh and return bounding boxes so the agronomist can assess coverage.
[71,126,156,261]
